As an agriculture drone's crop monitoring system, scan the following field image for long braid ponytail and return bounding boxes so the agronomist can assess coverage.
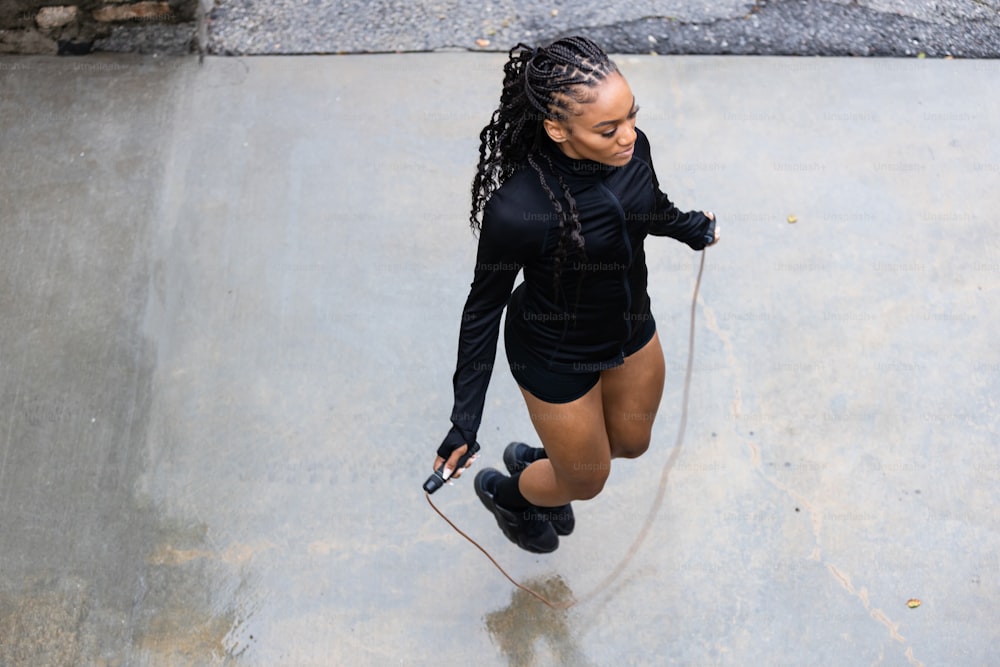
[470,36,619,296]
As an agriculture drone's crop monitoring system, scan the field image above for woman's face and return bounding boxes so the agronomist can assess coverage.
[544,72,639,167]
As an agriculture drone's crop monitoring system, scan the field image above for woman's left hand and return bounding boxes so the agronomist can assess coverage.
[705,211,720,245]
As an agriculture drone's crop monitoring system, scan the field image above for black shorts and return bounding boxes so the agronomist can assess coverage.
[505,316,657,404]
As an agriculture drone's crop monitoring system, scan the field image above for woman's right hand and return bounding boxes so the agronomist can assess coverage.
[432,444,478,481]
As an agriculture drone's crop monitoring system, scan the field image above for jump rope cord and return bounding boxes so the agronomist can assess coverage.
[426,249,707,610]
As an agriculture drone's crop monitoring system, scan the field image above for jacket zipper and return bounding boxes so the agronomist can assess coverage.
[599,183,632,345]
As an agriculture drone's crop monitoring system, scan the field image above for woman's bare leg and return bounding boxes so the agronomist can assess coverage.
[601,331,666,459]
[516,331,666,505]
[516,382,611,507]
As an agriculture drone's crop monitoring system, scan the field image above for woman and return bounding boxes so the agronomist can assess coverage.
[432,36,719,553]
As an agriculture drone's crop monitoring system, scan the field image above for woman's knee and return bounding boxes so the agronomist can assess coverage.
[558,463,610,500]
[609,436,651,460]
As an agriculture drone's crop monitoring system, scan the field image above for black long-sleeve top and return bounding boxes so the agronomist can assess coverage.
[438,128,715,458]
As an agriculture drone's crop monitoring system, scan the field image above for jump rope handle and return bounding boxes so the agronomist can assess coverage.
[423,442,481,494]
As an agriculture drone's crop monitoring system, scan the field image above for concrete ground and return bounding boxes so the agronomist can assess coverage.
[1,53,998,666]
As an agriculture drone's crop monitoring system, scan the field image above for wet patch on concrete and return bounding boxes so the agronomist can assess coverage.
[0,576,91,666]
[0,515,252,666]
[485,575,591,666]
[135,529,253,666]
[0,56,250,667]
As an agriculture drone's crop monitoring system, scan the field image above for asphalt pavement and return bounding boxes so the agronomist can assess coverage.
[1,50,998,665]
[90,0,1000,57]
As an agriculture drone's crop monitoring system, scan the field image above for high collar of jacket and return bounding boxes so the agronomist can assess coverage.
[538,136,617,183]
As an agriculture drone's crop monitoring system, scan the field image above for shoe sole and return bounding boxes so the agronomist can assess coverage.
[474,470,558,554]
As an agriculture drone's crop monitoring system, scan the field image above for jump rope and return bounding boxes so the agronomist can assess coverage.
[424,249,708,609]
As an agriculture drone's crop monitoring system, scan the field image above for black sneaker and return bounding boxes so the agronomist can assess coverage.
[474,468,558,554]
[502,442,576,536]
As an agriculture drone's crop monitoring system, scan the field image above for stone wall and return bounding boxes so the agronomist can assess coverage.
[0,0,202,54]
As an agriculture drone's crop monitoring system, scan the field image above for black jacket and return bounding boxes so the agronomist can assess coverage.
[438,128,715,458]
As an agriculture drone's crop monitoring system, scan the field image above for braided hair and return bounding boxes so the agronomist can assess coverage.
[470,36,620,294]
